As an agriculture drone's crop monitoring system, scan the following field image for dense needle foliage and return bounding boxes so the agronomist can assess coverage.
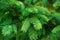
[0,0,60,40]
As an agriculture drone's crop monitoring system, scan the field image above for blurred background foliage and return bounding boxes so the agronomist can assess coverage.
[0,0,60,40]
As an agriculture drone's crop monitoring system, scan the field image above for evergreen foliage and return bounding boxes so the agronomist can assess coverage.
[0,0,60,40]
